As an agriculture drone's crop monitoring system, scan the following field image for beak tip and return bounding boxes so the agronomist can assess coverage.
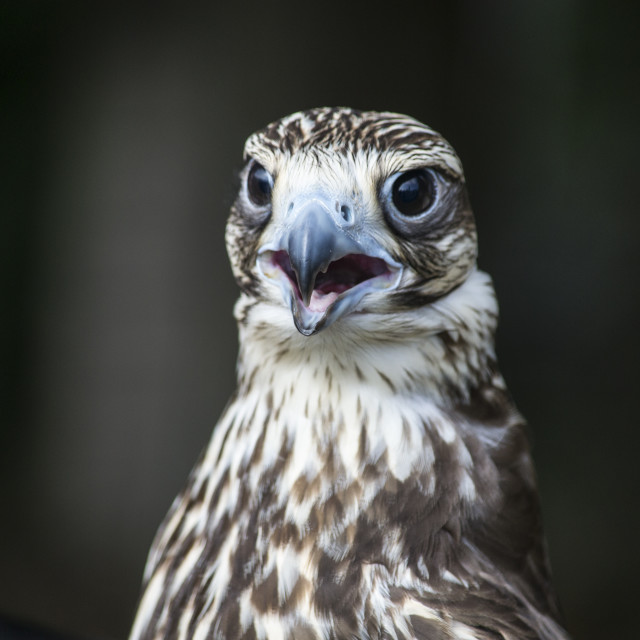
[291,298,322,336]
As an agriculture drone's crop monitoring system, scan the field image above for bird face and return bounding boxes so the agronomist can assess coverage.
[226,108,478,336]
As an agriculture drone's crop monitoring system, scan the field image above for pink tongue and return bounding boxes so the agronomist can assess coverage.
[307,289,339,312]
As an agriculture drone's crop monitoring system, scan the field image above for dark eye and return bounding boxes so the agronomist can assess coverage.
[391,169,436,217]
[247,162,273,206]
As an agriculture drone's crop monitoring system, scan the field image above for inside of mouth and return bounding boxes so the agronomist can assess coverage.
[271,250,391,303]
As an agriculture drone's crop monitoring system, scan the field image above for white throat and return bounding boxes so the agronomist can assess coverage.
[211,269,500,491]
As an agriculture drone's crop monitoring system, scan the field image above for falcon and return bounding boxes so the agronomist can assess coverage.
[129,107,570,640]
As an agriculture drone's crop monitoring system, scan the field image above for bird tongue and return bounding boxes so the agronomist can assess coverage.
[307,289,340,313]
[314,254,389,293]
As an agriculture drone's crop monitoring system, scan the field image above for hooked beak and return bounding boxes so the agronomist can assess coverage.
[257,195,402,335]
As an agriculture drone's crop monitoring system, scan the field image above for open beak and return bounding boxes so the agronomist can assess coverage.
[257,195,402,335]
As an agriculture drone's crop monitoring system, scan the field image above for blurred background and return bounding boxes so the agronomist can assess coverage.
[2,1,638,638]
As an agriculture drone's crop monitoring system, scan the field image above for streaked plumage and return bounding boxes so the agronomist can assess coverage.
[130,107,569,640]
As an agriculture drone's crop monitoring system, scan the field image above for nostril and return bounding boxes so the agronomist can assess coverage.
[340,204,353,223]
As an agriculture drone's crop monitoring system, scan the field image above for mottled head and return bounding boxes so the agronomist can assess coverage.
[226,107,477,336]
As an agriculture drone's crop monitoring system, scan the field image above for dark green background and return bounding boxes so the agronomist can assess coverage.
[2,2,638,638]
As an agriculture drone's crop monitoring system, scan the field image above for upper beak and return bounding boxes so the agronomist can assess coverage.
[257,194,402,335]
[286,199,360,306]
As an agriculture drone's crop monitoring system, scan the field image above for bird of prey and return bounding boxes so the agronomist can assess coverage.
[129,107,570,640]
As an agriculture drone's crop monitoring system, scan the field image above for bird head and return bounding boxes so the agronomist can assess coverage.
[226,108,478,337]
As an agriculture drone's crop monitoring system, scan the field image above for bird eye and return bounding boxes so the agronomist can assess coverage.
[390,170,436,217]
[247,162,273,207]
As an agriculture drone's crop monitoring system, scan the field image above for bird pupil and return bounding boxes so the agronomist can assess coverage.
[248,163,272,206]
[398,177,420,203]
[256,169,269,193]
[391,170,434,217]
